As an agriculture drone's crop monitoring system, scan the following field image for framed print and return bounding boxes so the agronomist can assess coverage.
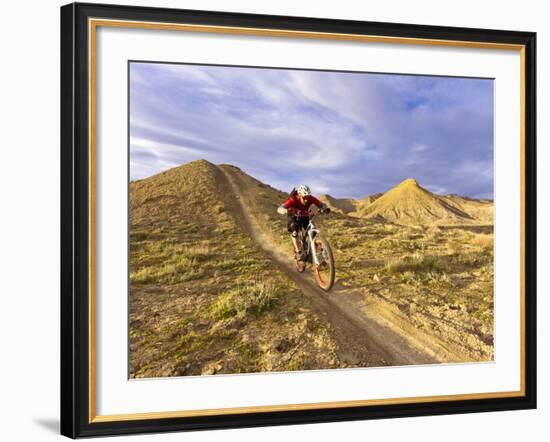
[60,2,537,438]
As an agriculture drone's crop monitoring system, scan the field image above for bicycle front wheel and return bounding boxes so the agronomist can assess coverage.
[313,236,335,291]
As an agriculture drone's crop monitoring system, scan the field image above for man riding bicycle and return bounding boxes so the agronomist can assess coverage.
[277,184,330,261]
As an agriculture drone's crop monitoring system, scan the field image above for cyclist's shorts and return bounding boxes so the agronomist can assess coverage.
[287,216,310,236]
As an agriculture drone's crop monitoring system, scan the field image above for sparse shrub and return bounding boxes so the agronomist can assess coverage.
[446,241,462,255]
[472,233,494,252]
[286,354,306,372]
[213,204,226,214]
[385,257,405,274]
[183,243,213,262]
[130,267,156,284]
[423,228,443,244]
[377,238,398,249]
[129,237,216,286]
[402,240,421,252]
[451,253,480,267]
[385,252,447,274]
[130,256,205,285]
[217,256,268,273]
[209,278,280,319]
[130,230,148,242]
[332,236,357,249]
[235,342,262,373]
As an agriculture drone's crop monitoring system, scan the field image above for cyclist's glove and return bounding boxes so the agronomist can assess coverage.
[320,206,331,214]
[277,205,288,215]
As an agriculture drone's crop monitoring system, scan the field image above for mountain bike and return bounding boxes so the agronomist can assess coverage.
[293,211,335,291]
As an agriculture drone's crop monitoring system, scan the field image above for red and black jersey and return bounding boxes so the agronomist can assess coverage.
[282,194,323,217]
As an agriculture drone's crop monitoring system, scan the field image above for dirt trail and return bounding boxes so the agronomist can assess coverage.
[219,166,436,367]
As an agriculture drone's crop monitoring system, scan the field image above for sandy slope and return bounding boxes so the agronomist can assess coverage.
[219,165,437,366]
[319,194,358,214]
[319,193,382,215]
[359,178,478,224]
[320,180,492,226]
[130,160,490,374]
[129,160,354,376]
[440,194,494,224]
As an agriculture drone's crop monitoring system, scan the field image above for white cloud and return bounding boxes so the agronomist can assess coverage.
[412,143,428,152]
[130,136,202,155]
[129,63,494,198]
[130,117,208,145]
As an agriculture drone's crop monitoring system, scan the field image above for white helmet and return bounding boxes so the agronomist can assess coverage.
[296,184,311,197]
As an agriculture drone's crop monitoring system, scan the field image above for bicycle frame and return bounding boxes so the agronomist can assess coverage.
[299,218,321,266]
[290,210,335,291]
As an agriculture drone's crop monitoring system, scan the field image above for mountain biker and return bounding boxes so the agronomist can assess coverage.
[277,184,330,261]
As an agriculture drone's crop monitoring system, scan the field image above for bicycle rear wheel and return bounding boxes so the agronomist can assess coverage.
[313,236,335,291]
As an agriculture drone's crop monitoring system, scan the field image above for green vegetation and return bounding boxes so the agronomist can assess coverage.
[212,162,494,362]
[322,218,494,360]
[129,159,494,377]
[209,279,280,320]
[129,160,341,378]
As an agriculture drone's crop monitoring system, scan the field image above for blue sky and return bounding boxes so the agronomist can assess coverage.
[130,62,494,199]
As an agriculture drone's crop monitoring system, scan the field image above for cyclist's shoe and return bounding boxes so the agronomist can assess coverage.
[295,251,306,262]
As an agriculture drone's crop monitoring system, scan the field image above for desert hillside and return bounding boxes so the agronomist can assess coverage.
[440,194,493,224]
[358,178,486,225]
[319,193,382,216]
[130,160,495,378]
[214,165,494,361]
[205,165,494,362]
[129,160,347,378]
[319,194,357,214]
[131,159,238,226]
[322,180,491,226]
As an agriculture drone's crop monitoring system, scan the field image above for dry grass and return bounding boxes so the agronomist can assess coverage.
[209,278,280,320]
[446,241,463,255]
[384,253,446,274]
[472,233,494,251]
[215,162,495,362]
[319,213,494,360]
[130,159,495,376]
[129,160,342,378]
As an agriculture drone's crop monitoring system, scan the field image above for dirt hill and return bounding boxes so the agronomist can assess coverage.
[129,161,495,376]
[319,194,357,214]
[130,159,240,228]
[130,161,492,229]
[440,194,494,224]
[216,166,494,362]
[319,193,382,215]
[357,178,478,225]
[129,160,349,378]
[359,193,383,205]
[352,193,383,216]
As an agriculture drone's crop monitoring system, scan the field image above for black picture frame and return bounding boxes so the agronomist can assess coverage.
[61,2,537,438]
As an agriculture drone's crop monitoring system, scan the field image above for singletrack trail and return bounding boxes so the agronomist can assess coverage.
[220,166,436,368]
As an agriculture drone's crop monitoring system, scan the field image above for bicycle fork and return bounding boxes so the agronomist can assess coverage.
[307,225,321,266]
